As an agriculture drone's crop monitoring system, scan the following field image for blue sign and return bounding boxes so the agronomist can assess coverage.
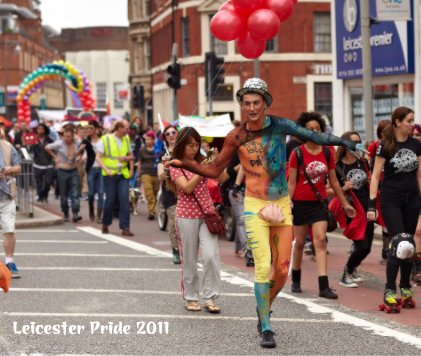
[335,0,414,79]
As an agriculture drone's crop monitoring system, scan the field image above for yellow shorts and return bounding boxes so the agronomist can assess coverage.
[244,195,292,283]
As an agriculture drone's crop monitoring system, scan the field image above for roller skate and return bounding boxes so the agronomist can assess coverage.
[400,287,416,309]
[379,289,400,313]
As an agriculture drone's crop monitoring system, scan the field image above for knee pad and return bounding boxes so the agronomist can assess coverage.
[390,233,415,261]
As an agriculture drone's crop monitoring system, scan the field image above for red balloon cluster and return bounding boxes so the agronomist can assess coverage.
[210,0,297,59]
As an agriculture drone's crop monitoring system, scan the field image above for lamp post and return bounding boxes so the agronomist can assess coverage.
[2,40,22,119]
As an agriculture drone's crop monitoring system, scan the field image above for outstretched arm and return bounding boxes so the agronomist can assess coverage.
[167,129,241,179]
[279,118,363,152]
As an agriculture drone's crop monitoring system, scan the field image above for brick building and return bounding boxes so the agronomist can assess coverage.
[150,0,333,124]
[0,0,64,120]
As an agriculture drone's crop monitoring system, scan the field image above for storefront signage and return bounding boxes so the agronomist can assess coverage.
[335,0,414,79]
[376,0,411,21]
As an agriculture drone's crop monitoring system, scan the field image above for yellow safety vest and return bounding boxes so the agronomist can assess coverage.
[101,134,131,178]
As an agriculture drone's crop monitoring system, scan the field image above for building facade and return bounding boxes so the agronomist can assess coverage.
[332,0,419,142]
[0,0,64,120]
[128,0,152,126]
[50,27,130,117]
[149,0,334,124]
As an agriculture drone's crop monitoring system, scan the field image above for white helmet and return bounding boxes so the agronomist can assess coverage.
[396,240,415,260]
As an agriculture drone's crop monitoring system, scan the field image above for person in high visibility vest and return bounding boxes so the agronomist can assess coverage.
[96,120,134,236]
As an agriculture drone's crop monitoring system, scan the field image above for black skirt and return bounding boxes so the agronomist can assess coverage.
[292,200,328,226]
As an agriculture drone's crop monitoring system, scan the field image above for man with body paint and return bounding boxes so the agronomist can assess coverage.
[167,78,364,348]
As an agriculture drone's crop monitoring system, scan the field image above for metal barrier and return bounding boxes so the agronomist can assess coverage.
[16,160,34,218]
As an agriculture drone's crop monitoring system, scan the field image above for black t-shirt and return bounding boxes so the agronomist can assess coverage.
[377,137,421,194]
[336,159,369,208]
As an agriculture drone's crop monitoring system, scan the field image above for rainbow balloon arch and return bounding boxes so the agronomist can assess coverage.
[16,60,96,123]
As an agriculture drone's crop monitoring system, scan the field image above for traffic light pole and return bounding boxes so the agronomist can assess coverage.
[171,43,178,122]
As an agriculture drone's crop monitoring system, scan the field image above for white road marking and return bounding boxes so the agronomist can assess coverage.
[9,253,163,258]
[9,288,251,297]
[18,267,182,272]
[79,226,421,350]
[16,230,79,233]
[2,312,329,323]
[8,240,108,244]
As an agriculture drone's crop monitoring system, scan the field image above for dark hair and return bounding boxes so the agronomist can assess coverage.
[411,123,421,136]
[166,127,203,192]
[296,112,326,133]
[335,131,361,163]
[162,125,178,146]
[63,127,74,135]
[171,127,202,162]
[38,123,50,136]
[376,119,391,140]
[382,106,414,157]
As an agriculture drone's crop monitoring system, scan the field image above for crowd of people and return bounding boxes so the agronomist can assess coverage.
[0,77,420,349]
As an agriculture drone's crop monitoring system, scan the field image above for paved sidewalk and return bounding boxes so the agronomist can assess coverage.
[15,206,63,229]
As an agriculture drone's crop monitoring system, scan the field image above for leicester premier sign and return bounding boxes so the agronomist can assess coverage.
[335,0,414,79]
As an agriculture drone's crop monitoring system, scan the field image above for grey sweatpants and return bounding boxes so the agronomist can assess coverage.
[177,217,221,302]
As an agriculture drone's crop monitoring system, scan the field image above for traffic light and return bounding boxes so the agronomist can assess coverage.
[167,63,181,89]
[205,51,225,97]
[133,84,144,109]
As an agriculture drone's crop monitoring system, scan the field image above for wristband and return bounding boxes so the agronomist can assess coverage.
[368,198,377,212]
[232,184,240,198]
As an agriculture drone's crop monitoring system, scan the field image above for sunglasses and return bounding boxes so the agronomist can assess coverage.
[165,131,177,137]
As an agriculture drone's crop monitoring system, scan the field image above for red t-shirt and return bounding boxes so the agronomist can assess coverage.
[289,145,335,201]
[170,167,215,218]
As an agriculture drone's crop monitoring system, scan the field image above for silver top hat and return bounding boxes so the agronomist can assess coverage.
[236,78,273,107]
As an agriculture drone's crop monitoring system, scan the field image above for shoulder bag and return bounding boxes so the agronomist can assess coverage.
[181,170,225,236]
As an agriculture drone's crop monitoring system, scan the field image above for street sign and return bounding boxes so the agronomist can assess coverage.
[0,87,5,114]
[376,0,411,21]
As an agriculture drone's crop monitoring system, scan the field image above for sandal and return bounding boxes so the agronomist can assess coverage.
[203,299,221,314]
[184,301,201,312]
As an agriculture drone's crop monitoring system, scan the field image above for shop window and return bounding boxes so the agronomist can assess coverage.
[314,12,331,53]
[265,35,279,53]
[113,83,124,109]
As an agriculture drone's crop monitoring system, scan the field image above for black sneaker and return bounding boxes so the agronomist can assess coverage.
[291,282,302,293]
[72,214,82,223]
[260,330,276,348]
[63,213,69,222]
[256,307,272,336]
[319,287,338,299]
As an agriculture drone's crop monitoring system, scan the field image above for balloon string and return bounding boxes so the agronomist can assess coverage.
[188,59,235,117]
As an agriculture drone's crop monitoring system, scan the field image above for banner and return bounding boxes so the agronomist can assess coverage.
[376,0,411,21]
[178,114,234,137]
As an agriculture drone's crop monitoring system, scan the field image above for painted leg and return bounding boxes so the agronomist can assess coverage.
[255,282,271,332]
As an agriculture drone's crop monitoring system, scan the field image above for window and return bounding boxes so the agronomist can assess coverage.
[265,35,279,53]
[314,13,331,53]
[181,17,190,57]
[314,82,332,119]
[96,82,107,108]
[113,82,124,109]
[209,15,227,55]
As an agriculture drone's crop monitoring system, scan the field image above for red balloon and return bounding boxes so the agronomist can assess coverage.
[211,10,246,41]
[219,1,235,12]
[236,32,266,59]
[232,0,265,17]
[292,0,298,4]
[266,0,294,21]
[248,9,280,40]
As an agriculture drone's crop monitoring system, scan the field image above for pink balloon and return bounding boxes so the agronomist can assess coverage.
[236,33,266,59]
[219,1,235,12]
[211,10,246,41]
[266,0,294,21]
[248,9,280,40]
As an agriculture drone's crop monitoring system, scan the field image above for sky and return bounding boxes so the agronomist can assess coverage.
[39,0,129,32]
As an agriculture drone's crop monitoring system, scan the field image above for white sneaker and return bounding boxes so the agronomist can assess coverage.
[340,268,358,288]
[351,269,364,283]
